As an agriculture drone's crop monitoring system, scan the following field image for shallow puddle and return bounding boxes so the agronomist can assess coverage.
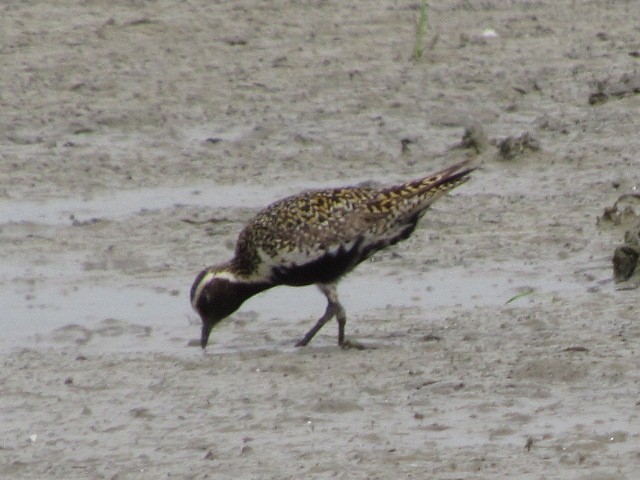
[0,182,609,353]
[0,253,598,353]
[0,180,378,225]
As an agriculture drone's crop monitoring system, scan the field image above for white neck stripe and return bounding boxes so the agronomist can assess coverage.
[191,271,214,309]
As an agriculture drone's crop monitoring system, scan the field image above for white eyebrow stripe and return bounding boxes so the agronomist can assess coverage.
[214,270,240,282]
[191,269,241,309]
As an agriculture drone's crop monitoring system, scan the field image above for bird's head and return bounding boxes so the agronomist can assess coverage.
[190,266,267,349]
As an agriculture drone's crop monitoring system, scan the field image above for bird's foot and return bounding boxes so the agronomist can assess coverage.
[294,336,311,347]
[339,339,368,350]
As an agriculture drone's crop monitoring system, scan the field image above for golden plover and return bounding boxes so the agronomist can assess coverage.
[191,159,475,349]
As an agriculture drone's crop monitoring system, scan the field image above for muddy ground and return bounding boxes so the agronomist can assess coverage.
[2,0,640,478]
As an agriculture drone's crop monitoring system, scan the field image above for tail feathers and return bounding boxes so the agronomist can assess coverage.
[390,159,475,199]
[365,159,475,218]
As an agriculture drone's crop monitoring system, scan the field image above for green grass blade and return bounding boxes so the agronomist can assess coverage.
[412,0,429,61]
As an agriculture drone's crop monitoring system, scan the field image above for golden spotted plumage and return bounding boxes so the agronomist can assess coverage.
[232,187,376,274]
[191,159,475,349]
[231,160,472,277]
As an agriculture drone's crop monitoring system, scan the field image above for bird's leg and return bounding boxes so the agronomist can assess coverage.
[324,285,367,350]
[295,301,336,347]
[295,283,344,347]
[334,300,347,346]
[335,302,366,350]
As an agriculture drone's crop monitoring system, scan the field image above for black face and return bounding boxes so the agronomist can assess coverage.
[191,271,270,349]
[195,278,244,323]
[192,276,240,349]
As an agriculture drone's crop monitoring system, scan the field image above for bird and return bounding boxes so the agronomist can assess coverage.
[190,159,475,349]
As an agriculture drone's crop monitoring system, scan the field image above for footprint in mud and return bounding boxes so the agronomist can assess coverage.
[513,357,588,383]
[44,318,151,346]
[47,324,93,345]
[92,318,152,339]
[312,397,363,414]
[495,131,540,160]
[588,71,640,105]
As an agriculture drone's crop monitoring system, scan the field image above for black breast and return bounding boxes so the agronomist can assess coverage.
[271,237,365,286]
